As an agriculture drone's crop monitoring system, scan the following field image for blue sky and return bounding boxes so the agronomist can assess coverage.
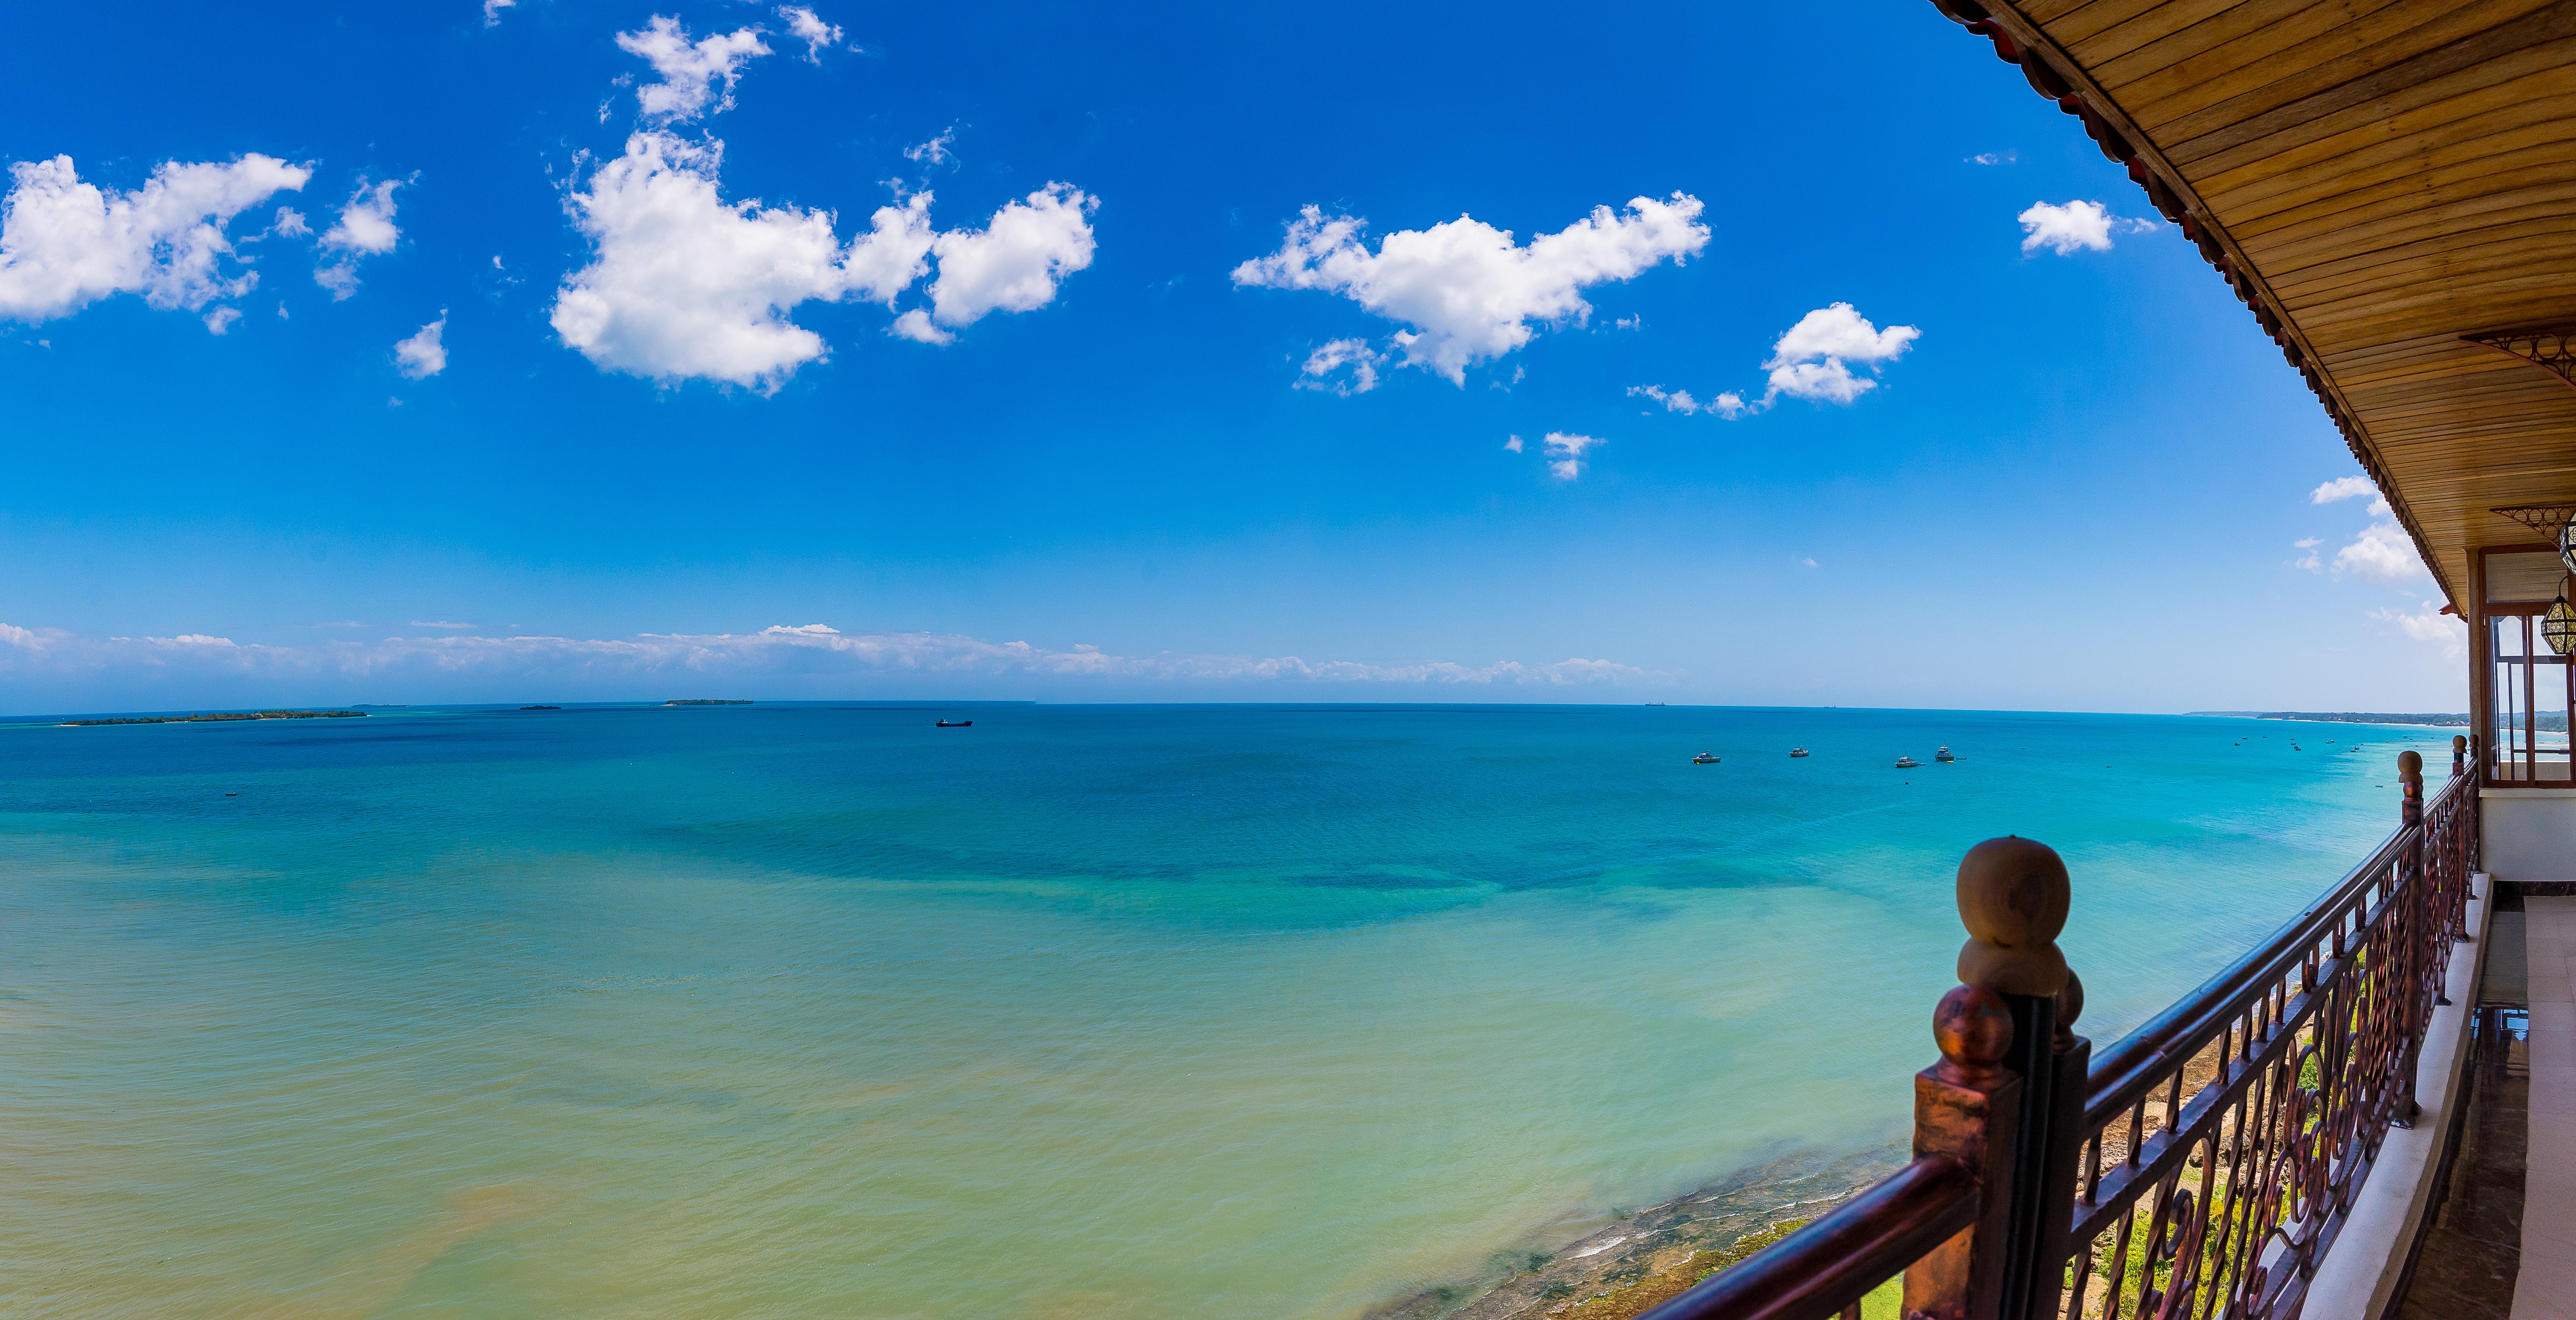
[0,1,2464,715]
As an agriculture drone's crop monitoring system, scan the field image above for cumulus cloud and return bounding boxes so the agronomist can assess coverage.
[1503,434,1523,452]
[394,312,447,379]
[2292,537,2323,572]
[0,153,310,326]
[1232,193,1708,386]
[1968,151,2017,166]
[2311,476,2375,504]
[0,619,1659,695]
[1298,338,1384,395]
[2017,200,2160,256]
[2337,519,2426,582]
[617,16,772,123]
[551,133,937,388]
[203,306,241,335]
[912,183,1096,338]
[1541,431,1603,481]
[483,0,515,26]
[2372,601,2466,659]
[1631,302,1917,421]
[315,178,403,299]
[778,6,843,61]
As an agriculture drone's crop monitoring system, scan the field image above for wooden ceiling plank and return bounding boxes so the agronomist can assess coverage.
[2049,0,2243,52]
[2269,219,2576,302]
[2157,2,2576,165]
[2131,0,2550,140]
[2100,0,2421,110]
[2206,121,2576,232]
[2251,181,2576,273]
[2232,154,2576,243]
[2186,60,2576,190]
[2065,0,2283,67]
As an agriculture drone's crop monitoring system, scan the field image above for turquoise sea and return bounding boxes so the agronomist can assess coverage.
[0,703,2452,1319]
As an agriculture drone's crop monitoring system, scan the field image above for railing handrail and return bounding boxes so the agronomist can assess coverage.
[2078,772,2463,1121]
[1637,1156,1978,1320]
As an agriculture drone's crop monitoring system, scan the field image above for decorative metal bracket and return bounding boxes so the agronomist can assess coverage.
[2464,328,2576,394]
[2490,505,2576,539]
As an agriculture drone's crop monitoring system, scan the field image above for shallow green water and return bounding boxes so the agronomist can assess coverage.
[0,704,2447,1318]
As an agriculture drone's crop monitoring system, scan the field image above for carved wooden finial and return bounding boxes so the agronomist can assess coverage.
[2053,968,2085,1051]
[1955,835,2071,997]
[2399,750,2423,784]
[1931,983,2013,1087]
[2453,734,2468,754]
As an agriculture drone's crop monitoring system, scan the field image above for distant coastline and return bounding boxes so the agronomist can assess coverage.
[2186,711,2481,729]
[56,709,369,727]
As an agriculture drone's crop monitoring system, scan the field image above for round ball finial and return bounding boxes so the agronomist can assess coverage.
[2053,968,2085,1051]
[2398,750,2423,783]
[1932,984,2013,1087]
[1955,835,2072,997]
[2453,734,2468,754]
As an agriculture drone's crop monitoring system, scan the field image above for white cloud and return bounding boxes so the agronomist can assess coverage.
[0,153,310,325]
[1763,303,1918,405]
[778,6,843,61]
[616,16,772,123]
[0,619,1659,692]
[1542,431,1603,481]
[1232,193,1708,386]
[1630,383,1700,414]
[1298,338,1384,395]
[483,0,516,25]
[1503,434,1523,452]
[2292,537,2323,572]
[2019,200,2114,255]
[202,306,241,335]
[551,132,937,388]
[394,312,447,379]
[1631,303,1917,422]
[264,207,310,239]
[1800,557,1819,568]
[2311,476,2374,504]
[1969,151,2017,166]
[2372,601,2466,659]
[2337,519,2427,583]
[315,178,404,300]
[917,183,1096,335]
[904,127,957,168]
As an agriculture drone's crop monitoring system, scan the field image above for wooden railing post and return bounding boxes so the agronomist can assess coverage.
[2395,751,2427,1125]
[1905,837,2074,1320]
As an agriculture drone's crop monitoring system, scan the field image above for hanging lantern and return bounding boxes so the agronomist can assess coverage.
[2547,582,2576,656]
[2559,514,2576,576]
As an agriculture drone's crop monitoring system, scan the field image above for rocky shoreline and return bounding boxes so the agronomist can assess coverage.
[1364,1144,1907,1320]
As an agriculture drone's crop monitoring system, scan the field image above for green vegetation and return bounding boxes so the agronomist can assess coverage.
[57,709,368,727]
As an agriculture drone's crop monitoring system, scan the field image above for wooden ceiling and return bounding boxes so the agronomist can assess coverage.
[1933,0,2576,608]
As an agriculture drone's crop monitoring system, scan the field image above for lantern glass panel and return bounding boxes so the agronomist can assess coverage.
[2560,517,2576,576]
[2547,596,2576,656]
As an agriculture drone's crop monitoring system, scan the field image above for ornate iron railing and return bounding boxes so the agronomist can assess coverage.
[1642,739,2480,1320]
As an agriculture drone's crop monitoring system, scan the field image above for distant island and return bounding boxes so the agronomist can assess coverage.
[58,709,369,727]
[2187,711,2483,728]
[664,699,753,706]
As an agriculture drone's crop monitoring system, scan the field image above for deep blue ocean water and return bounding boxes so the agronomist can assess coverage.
[0,703,2449,1318]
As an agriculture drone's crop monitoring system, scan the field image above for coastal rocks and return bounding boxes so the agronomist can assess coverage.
[1362,1145,1904,1320]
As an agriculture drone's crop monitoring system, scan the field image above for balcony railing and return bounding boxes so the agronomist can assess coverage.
[1641,737,2481,1320]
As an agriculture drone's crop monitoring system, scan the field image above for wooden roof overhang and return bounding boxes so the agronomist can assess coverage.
[1927,0,2576,609]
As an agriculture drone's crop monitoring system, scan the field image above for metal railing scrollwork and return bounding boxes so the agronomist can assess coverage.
[1641,737,2480,1320]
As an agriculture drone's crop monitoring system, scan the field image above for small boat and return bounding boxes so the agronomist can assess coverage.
[1789,747,1810,758]
[1895,756,1921,768]
[1692,752,1719,764]
[1934,746,1956,762]
[936,719,973,728]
